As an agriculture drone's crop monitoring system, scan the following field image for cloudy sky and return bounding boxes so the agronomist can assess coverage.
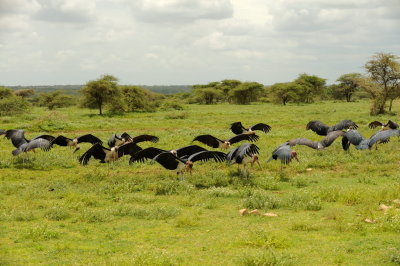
[0,0,399,86]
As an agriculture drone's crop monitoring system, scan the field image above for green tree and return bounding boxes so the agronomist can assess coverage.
[39,91,75,110]
[0,86,13,99]
[229,82,263,104]
[81,74,120,115]
[14,89,35,99]
[269,82,301,105]
[294,74,327,103]
[192,87,222,104]
[119,85,162,112]
[363,53,400,114]
[333,73,362,102]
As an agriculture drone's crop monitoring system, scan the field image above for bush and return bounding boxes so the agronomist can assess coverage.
[0,95,31,116]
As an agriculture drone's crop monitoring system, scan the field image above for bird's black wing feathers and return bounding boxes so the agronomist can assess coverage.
[51,135,72,147]
[131,134,159,144]
[120,132,132,141]
[188,151,226,163]
[230,122,246,135]
[287,138,319,149]
[175,145,208,158]
[153,152,182,170]
[306,120,330,136]
[368,121,383,129]
[79,143,108,165]
[77,134,103,144]
[129,147,167,164]
[227,133,259,144]
[330,120,358,132]
[249,123,271,133]
[118,142,142,158]
[192,135,222,148]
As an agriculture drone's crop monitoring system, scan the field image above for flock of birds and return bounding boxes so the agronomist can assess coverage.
[0,119,399,175]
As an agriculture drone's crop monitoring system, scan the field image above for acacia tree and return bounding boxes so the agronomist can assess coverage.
[334,73,362,102]
[364,53,400,114]
[81,74,120,115]
[294,74,326,103]
[269,82,301,105]
[229,82,263,104]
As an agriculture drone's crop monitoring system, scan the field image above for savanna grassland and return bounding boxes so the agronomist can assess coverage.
[1,100,400,265]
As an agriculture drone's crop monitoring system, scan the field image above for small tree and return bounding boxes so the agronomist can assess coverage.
[294,74,327,103]
[119,85,162,112]
[364,53,400,114]
[333,73,362,102]
[229,82,263,104]
[39,91,75,110]
[269,82,301,105]
[81,74,120,115]
[192,87,223,104]
[0,86,13,99]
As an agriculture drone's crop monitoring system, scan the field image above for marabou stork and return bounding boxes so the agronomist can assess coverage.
[129,145,207,164]
[49,134,102,152]
[341,129,400,151]
[108,132,159,147]
[79,142,142,165]
[226,143,261,170]
[192,133,259,149]
[267,143,299,169]
[306,120,358,136]
[368,120,399,130]
[286,130,345,150]
[149,150,226,176]
[1,129,55,155]
[230,122,271,135]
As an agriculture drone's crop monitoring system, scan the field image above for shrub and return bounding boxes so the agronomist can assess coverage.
[0,96,31,116]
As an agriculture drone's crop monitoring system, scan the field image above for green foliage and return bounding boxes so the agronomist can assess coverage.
[39,91,75,110]
[229,82,264,104]
[268,82,301,105]
[119,85,162,112]
[332,73,362,102]
[294,73,327,103]
[80,74,121,115]
[192,87,223,104]
[363,52,400,114]
[0,95,31,116]
[0,86,14,99]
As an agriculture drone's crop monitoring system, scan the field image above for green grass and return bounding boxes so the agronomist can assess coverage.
[1,100,400,265]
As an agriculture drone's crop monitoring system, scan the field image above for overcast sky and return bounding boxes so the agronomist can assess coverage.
[0,0,399,86]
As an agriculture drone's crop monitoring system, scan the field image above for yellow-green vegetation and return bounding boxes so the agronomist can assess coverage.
[1,100,400,265]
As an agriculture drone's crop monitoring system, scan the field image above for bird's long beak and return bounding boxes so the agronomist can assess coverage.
[73,147,80,153]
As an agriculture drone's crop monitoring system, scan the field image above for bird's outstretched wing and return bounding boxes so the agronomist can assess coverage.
[230,122,246,135]
[23,138,52,152]
[306,120,330,136]
[32,134,55,142]
[187,151,226,163]
[249,123,271,133]
[153,152,182,170]
[129,147,167,164]
[329,120,358,132]
[108,133,118,148]
[227,133,259,144]
[131,134,159,144]
[79,143,108,165]
[387,120,399,129]
[120,132,132,141]
[287,138,319,149]
[320,130,345,148]
[50,135,72,147]
[368,129,400,148]
[77,134,103,144]
[226,147,240,162]
[118,142,142,158]
[233,143,260,164]
[368,121,384,129]
[5,129,28,148]
[342,130,364,150]
[174,145,208,158]
[192,135,222,148]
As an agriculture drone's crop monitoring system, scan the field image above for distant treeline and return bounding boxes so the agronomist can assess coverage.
[8,85,192,95]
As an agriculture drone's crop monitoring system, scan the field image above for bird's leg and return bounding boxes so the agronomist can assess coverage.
[257,160,262,169]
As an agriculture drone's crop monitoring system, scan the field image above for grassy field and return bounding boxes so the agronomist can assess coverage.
[1,100,400,265]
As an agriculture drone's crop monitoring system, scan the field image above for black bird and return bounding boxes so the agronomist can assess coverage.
[341,129,400,151]
[267,143,299,168]
[193,133,259,149]
[286,130,345,150]
[368,120,399,130]
[129,145,207,164]
[150,150,226,175]
[108,132,159,147]
[230,122,271,135]
[49,134,102,152]
[306,120,358,136]
[226,143,261,169]
[1,129,55,155]
[79,142,142,165]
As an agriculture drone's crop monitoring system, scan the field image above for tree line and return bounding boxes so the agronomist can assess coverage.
[0,52,398,116]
